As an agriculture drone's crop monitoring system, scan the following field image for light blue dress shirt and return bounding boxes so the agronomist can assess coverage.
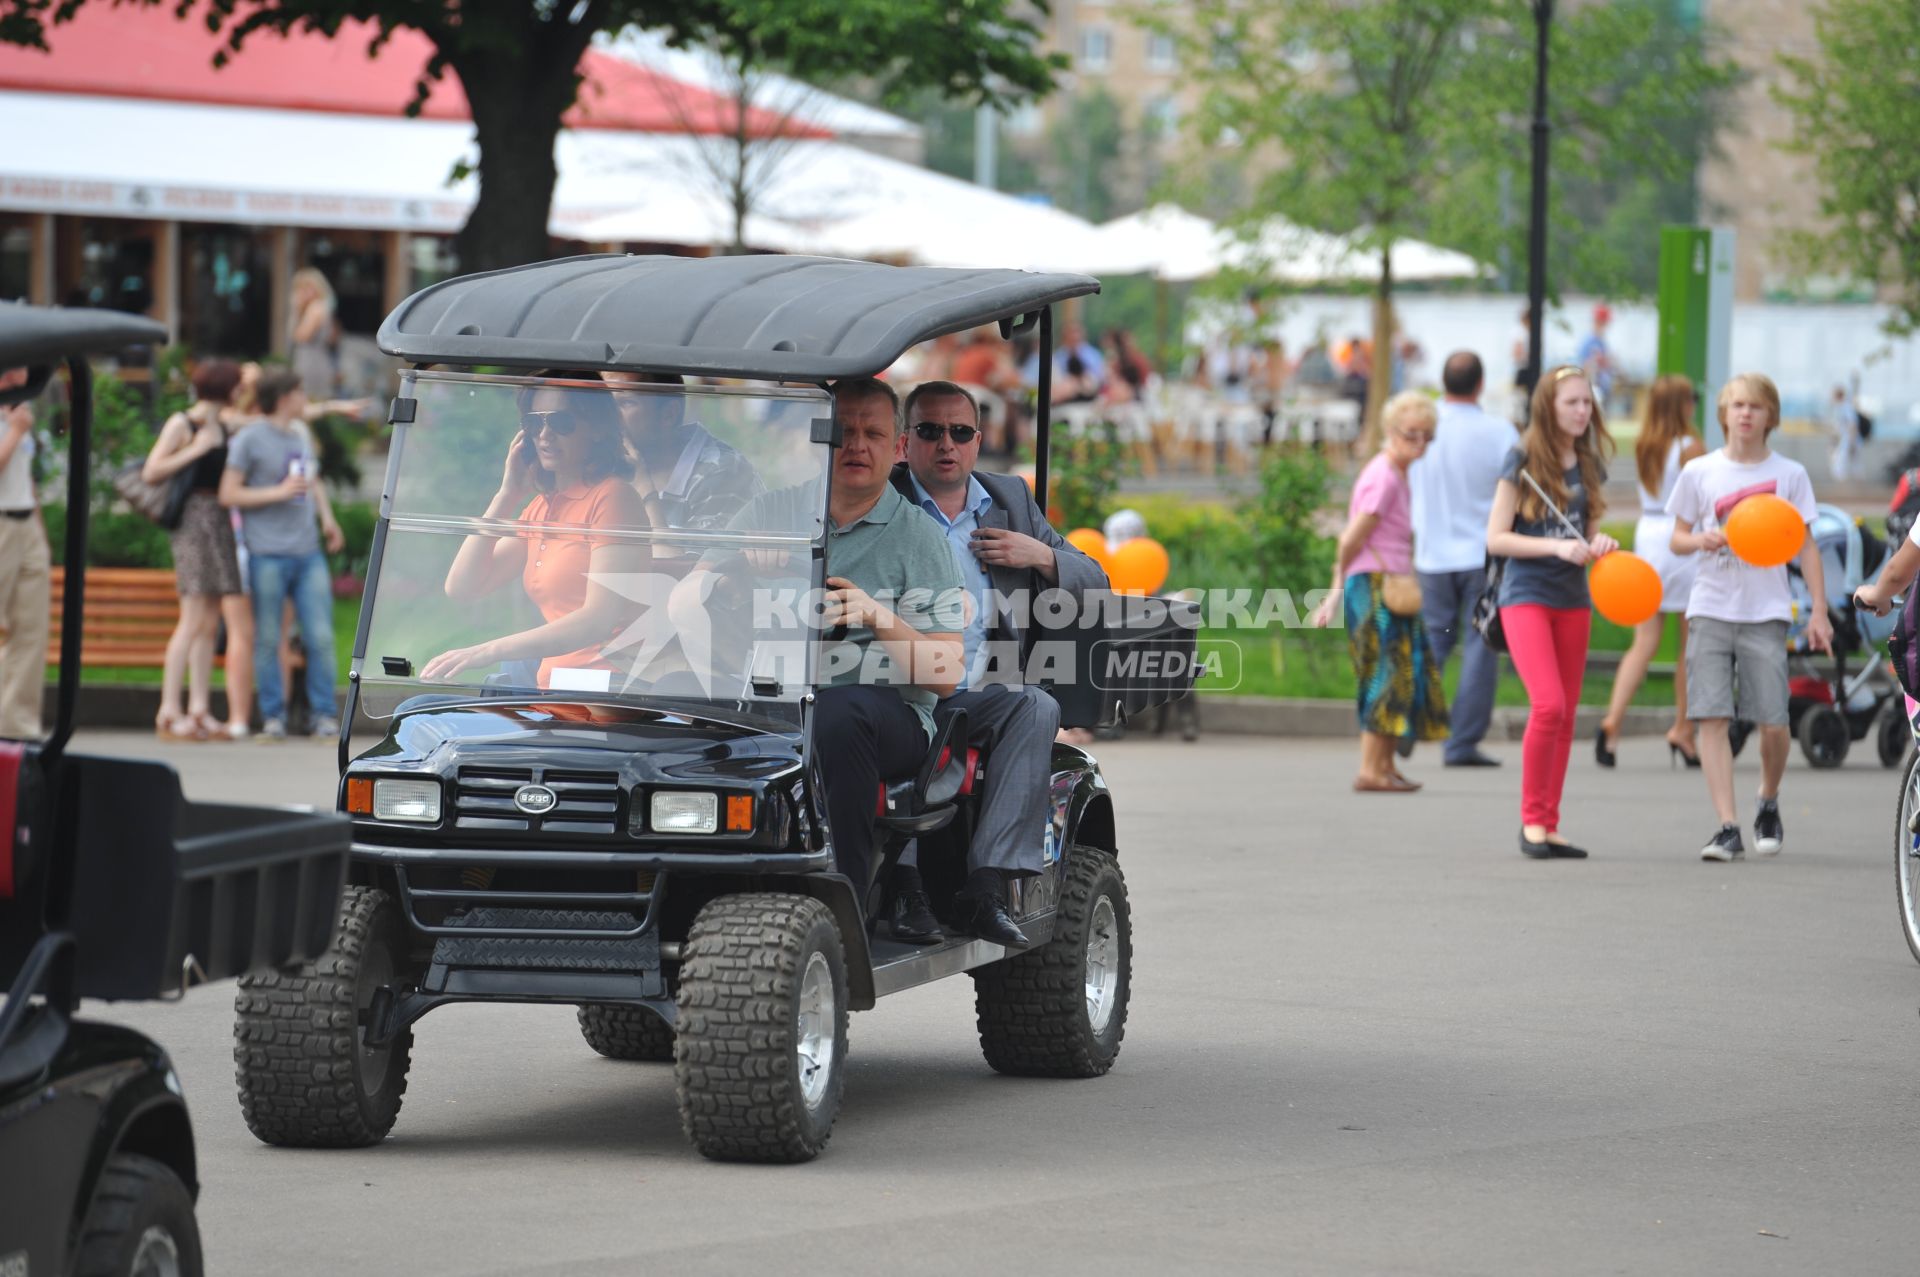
[909,471,995,691]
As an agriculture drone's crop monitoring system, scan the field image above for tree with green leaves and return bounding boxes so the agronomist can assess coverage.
[0,0,1062,272]
[1776,0,1920,333]
[1141,0,1734,429]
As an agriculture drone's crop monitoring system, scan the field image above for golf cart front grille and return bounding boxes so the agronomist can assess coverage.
[452,766,623,836]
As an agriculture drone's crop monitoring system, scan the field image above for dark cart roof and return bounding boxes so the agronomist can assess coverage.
[377,254,1100,380]
[0,303,168,367]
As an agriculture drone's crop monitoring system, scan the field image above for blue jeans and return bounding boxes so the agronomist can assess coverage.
[250,551,337,723]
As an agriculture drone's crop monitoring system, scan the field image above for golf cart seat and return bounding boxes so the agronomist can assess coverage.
[875,707,975,834]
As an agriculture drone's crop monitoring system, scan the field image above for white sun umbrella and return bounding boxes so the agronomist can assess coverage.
[1231,218,1484,284]
[1083,205,1234,281]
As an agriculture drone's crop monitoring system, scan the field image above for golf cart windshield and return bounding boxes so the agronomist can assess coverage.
[356,370,830,721]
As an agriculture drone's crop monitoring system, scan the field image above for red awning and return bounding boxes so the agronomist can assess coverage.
[0,7,825,138]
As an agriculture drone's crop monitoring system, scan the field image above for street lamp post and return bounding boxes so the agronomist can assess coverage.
[1524,0,1553,397]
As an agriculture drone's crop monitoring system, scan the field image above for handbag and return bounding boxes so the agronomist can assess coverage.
[113,458,194,530]
[1471,555,1508,653]
[1381,572,1423,618]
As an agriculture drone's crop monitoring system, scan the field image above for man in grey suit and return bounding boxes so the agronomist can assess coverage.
[887,379,1109,946]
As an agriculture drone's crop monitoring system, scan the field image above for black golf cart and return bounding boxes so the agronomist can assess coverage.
[0,305,351,1276]
[232,254,1196,1163]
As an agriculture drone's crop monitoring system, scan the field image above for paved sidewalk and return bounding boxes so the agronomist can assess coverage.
[74,729,1920,1275]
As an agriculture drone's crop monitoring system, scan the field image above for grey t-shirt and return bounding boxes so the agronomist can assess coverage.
[226,420,319,557]
[1497,446,1596,611]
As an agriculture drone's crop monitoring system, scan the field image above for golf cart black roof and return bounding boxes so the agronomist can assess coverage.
[0,304,169,404]
[0,303,168,367]
[377,254,1101,381]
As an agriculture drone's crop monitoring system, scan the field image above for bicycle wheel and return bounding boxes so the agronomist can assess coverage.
[1895,750,1920,965]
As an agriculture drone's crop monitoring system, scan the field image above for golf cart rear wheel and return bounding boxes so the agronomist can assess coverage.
[233,885,413,1148]
[973,846,1131,1078]
[73,1153,203,1277]
[674,893,847,1163]
[578,1003,675,1061]
[1798,703,1849,768]
[1896,751,1920,965]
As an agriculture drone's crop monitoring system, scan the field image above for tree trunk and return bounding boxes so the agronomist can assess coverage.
[448,31,593,274]
[1363,245,1395,452]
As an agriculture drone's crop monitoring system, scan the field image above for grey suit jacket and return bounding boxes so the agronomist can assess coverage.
[889,463,1110,659]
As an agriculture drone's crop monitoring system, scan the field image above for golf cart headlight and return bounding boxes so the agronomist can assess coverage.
[651,791,718,834]
[372,778,442,824]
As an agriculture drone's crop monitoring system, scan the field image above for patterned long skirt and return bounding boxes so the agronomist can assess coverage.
[1342,572,1450,741]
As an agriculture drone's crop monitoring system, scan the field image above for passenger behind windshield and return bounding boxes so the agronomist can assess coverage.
[600,370,765,574]
[421,374,649,690]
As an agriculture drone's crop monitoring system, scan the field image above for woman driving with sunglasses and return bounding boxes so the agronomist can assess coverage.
[423,373,649,689]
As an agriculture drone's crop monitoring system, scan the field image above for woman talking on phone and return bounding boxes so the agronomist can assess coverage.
[423,374,648,689]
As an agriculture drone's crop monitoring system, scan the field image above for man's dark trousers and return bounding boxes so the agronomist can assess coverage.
[1419,565,1498,763]
[813,684,927,906]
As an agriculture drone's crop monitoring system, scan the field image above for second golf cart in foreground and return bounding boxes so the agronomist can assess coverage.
[234,254,1196,1162]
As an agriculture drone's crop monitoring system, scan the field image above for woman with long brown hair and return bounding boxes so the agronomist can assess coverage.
[1596,374,1705,768]
[1486,366,1618,858]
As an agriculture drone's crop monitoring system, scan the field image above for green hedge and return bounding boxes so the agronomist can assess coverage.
[42,500,378,574]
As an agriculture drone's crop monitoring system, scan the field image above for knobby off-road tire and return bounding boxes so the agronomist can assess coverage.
[578,1003,675,1061]
[973,846,1131,1078]
[674,893,848,1163]
[73,1153,204,1277]
[233,885,413,1148]
[1895,750,1920,965]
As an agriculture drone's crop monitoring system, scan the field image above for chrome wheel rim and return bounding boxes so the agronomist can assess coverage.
[1901,759,1920,955]
[1085,896,1121,1036]
[129,1226,182,1277]
[795,951,836,1110]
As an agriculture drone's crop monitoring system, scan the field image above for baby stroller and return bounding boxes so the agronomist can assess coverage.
[1784,505,1907,768]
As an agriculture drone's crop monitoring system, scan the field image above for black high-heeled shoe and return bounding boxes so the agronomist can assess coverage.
[1667,739,1701,769]
[1594,724,1617,769]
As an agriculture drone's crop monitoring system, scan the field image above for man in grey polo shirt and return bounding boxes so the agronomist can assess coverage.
[675,377,967,916]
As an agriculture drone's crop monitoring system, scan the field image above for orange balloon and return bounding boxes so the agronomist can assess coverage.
[1724,493,1806,568]
[1066,528,1112,576]
[1588,550,1662,627]
[1109,536,1171,596]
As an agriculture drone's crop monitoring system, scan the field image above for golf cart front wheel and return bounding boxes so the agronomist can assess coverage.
[1798,703,1849,769]
[674,893,848,1163]
[973,846,1131,1078]
[233,885,413,1148]
[72,1153,203,1277]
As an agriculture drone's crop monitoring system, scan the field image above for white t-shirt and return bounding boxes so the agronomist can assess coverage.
[1408,398,1518,574]
[1665,449,1818,623]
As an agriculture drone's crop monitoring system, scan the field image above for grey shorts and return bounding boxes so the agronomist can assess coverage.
[1686,617,1790,725]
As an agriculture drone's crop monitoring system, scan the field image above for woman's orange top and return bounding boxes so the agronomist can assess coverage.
[519,476,646,689]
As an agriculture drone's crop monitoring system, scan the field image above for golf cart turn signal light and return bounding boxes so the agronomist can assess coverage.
[726,795,753,831]
[372,778,442,824]
[651,791,718,834]
[345,778,372,814]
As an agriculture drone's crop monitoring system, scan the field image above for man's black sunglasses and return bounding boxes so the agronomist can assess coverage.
[522,411,577,437]
[912,422,979,444]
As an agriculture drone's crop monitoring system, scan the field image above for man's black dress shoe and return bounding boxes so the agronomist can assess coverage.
[890,890,944,945]
[1444,750,1502,768]
[962,896,1030,948]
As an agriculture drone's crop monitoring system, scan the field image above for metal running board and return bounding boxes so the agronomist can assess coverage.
[867,917,1054,1000]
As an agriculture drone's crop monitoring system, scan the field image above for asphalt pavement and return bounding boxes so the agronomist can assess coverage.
[71,727,1920,1275]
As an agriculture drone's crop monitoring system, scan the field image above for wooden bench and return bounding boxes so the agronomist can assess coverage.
[47,567,179,667]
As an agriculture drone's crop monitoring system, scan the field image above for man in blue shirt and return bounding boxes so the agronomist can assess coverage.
[887,380,1109,947]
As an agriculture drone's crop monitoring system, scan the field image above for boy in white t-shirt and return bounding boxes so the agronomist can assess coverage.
[1667,372,1833,862]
